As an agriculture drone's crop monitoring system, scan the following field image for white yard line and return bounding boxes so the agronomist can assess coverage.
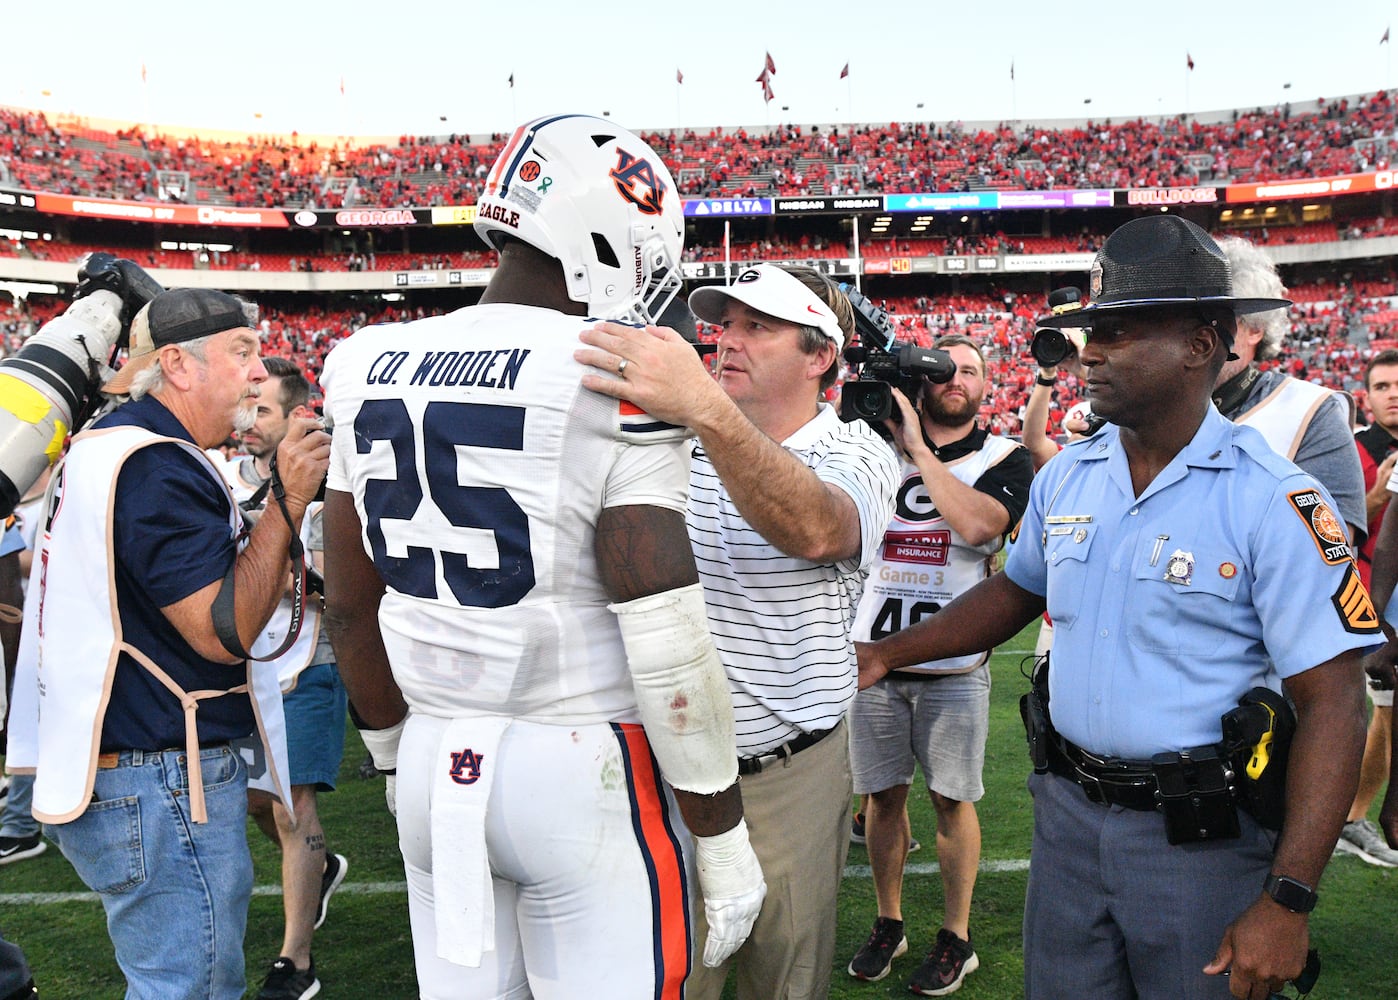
[0,859,1034,906]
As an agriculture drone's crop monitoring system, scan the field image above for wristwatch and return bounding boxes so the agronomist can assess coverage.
[1264,873,1318,913]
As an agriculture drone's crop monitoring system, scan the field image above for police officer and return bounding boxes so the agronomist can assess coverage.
[860,215,1375,1000]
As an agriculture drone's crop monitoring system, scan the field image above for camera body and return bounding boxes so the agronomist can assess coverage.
[1030,287,1088,367]
[837,284,955,426]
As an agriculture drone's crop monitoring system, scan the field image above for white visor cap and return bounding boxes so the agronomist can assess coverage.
[688,264,844,347]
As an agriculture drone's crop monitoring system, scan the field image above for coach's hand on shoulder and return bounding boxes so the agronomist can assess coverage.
[575,321,728,429]
[693,818,766,967]
[274,415,332,508]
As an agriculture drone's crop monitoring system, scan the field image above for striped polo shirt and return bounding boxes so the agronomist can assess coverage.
[687,403,899,755]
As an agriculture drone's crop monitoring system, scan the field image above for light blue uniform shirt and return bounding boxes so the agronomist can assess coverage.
[1006,406,1379,760]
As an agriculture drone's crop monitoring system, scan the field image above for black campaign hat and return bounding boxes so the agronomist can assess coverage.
[1036,215,1291,329]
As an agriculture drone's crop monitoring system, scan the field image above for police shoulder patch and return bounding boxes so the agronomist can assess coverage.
[1286,488,1350,565]
[1332,562,1381,635]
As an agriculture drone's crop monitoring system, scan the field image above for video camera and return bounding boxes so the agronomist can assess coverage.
[1029,287,1088,368]
[837,284,954,426]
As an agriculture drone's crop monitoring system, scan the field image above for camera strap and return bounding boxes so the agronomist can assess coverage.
[211,467,310,662]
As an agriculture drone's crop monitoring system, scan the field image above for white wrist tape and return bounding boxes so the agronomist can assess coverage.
[694,818,762,898]
[611,582,738,795]
[359,716,406,774]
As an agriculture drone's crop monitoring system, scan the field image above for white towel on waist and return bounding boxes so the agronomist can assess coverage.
[430,716,510,967]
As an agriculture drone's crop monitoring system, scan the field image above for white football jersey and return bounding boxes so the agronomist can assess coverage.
[322,303,690,724]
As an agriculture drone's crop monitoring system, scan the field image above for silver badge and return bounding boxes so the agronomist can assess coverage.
[1163,549,1194,586]
[1073,528,1088,543]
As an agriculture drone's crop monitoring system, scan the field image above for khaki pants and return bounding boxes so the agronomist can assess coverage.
[685,718,853,1000]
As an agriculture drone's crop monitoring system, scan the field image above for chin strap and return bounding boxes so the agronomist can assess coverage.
[1211,364,1261,417]
[211,466,309,662]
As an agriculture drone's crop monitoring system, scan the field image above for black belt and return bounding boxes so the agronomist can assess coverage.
[737,726,835,775]
[1047,735,1160,811]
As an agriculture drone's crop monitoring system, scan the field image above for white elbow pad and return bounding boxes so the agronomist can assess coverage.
[610,582,738,795]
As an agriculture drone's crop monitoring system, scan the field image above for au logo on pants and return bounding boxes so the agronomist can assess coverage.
[449,749,485,785]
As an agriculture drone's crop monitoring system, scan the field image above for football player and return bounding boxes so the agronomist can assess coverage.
[321,115,764,999]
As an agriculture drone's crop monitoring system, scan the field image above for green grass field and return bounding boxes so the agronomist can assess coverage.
[4,623,1395,997]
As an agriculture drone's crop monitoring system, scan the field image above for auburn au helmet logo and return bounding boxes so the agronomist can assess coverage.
[610,149,666,215]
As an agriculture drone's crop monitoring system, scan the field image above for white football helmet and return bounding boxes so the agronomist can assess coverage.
[474,114,684,324]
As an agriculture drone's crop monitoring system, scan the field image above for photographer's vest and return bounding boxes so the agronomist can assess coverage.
[6,426,291,825]
[852,434,1020,675]
[1231,375,1348,462]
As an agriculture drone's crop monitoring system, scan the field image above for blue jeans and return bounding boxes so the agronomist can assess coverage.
[0,773,38,838]
[46,746,252,1000]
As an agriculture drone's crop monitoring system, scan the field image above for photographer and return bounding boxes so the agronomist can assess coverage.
[576,263,899,1000]
[7,287,329,1000]
[845,334,1032,992]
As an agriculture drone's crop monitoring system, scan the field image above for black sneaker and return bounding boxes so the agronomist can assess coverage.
[315,853,348,930]
[256,956,319,1000]
[908,928,979,996]
[0,834,46,866]
[848,916,908,982]
[850,812,922,854]
[0,977,37,1000]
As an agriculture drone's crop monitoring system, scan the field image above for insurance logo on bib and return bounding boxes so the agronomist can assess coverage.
[1286,488,1350,565]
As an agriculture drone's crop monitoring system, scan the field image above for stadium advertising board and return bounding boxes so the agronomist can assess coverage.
[1002,253,1096,272]
[863,257,916,276]
[33,193,289,228]
[394,272,443,286]
[775,196,883,214]
[885,192,997,213]
[997,190,1113,208]
[1225,169,1397,203]
[682,259,857,279]
[683,198,773,217]
[431,206,478,226]
[0,190,36,209]
[1117,187,1221,207]
[292,208,429,228]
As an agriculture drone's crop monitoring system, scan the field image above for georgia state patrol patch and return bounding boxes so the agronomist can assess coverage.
[1332,562,1381,634]
[1286,489,1351,565]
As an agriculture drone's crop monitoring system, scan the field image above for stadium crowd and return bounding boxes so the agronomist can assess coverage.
[2,101,1398,1000]
[1,90,1394,208]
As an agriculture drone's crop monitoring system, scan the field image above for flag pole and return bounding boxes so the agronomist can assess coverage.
[1011,59,1017,123]
[141,60,150,140]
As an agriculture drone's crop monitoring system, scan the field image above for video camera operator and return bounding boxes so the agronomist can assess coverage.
[6,282,330,1000]
[844,334,1032,992]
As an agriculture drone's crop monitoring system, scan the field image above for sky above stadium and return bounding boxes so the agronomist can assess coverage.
[3,1,1395,140]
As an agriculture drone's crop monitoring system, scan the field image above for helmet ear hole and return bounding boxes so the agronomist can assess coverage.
[592,233,620,269]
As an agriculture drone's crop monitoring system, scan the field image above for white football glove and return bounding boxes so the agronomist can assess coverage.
[359,716,405,819]
[694,818,766,967]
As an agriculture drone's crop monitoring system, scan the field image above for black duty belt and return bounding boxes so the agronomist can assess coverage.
[1046,735,1160,811]
[738,725,835,775]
